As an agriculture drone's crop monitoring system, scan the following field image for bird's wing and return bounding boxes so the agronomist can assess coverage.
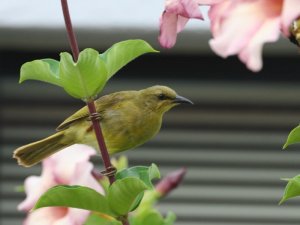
[56,105,90,131]
[56,91,130,131]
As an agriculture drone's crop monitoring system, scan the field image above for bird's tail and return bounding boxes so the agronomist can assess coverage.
[13,131,71,167]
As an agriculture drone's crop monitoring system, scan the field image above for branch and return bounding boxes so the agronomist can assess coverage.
[60,0,115,185]
[61,0,79,61]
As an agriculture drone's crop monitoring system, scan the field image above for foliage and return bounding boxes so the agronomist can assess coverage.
[32,164,176,224]
[281,126,300,205]
[283,125,300,149]
[280,175,300,204]
[107,178,147,216]
[116,164,160,211]
[116,164,160,189]
[20,40,157,101]
[34,185,113,216]
[34,176,149,218]
[84,213,122,225]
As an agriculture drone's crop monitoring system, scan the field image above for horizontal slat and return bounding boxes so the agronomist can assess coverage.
[3,78,300,106]
[2,127,288,148]
[0,179,292,206]
[3,106,300,131]
[1,162,297,188]
[2,199,299,224]
[5,140,294,170]
[0,219,24,225]
[3,78,300,225]
[156,203,300,222]
[4,145,300,166]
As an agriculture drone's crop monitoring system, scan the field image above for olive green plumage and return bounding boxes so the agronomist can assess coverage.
[13,85,192,167]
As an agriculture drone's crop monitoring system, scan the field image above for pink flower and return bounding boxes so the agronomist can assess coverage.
[158,0,224,48]
[207,0,300,71]
[159,0,300,72]
[18,144,103,225]
[158,0,204,48]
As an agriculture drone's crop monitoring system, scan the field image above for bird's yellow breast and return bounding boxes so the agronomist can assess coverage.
[68,101,163,155]
[101,102,162,154]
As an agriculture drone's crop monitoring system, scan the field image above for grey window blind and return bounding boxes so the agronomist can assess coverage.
[2,78,300,225]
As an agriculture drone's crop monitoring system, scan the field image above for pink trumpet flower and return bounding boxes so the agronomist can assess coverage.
[158,0,204,48]
[18,144,103,225]
[208,0,300,72]
[159,0,300,72]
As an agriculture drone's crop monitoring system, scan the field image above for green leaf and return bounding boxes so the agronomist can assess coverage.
[60,48,108,100]
[116,164,160,189]
[130,209,164,225]
[34,185,114,216]
[85,213,121,225]
[19,40,156,101]
[116,164,160,211]
[100,39,158,79]
[280,175,300,204]
[108,178,147,216]
[163,212,176,225]
[283,125,300,149]
[20,59,61,86]
[131,208,176,225]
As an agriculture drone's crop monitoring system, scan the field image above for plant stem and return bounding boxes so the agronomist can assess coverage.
[60,0,115,184]
[61,0,79,61]
[121,218,130,225]
[60,2,129,223]
[86,101,115,184]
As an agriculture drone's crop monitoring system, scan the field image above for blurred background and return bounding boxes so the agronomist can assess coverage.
[2,1,300,225]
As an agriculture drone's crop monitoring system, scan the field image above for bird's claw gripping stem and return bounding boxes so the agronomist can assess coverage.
[101,166,117,177]
[87,112,102,121]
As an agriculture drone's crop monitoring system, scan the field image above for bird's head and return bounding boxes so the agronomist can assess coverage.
[139,85,193,114]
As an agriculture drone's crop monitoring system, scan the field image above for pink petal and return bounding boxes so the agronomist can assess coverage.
[24,207,68,225]
[209,1,263,57]
[208,0,233,36]
[208,0,282,72]
[181,0,203,19]
[51,144,96,184]
[18,176,41,211]
[281,0,300,36]
[24,208,89,225]
[177,16,189,33]
[54,208,90,225]
[166,0,203,19]
[18,160,57,211]
[239,18,280,71]
[53,217,73,225]
[195,0,225,4]
[70,161,104,195]
[159,12,179,48]
[19,145,100,224]
[159,0,204,48]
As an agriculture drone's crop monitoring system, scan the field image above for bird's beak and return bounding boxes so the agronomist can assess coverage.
[173,95,193,104]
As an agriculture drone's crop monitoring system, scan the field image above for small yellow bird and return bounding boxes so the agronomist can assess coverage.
[13,85,193,167]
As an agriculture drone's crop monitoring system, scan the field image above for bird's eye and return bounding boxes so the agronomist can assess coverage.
[158,93,166,100]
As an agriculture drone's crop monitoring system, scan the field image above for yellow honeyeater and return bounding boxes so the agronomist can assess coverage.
[13,85,193,167]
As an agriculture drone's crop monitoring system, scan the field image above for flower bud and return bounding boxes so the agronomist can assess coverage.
[155,167,186,197]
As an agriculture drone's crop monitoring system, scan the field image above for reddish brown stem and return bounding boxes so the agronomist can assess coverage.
[60,0,116,185]
[121,218,130,225]
[87,101,115,184]
[60,1,129,223]
[61,0,79,61]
